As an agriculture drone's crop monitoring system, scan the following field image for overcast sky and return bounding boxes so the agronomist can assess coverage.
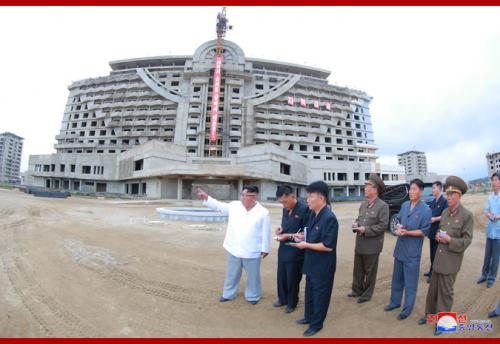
[1,6,499,181]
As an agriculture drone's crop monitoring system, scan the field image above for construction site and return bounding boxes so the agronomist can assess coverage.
[1,8,498,338]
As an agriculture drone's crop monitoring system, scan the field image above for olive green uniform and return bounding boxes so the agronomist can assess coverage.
[352,197,390,300]
[425,204,473,314]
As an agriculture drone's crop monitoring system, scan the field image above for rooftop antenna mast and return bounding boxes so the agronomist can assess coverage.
[208,7,232,157]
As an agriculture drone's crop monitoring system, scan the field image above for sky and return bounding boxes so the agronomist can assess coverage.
[1,6,499,181]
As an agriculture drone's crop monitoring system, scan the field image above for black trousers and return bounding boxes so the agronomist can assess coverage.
[277,259,303,308]
[352,254,379,300]
[304,273,335,330]
[429,238,438,274]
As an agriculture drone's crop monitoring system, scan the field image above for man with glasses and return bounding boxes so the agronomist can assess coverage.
[197,185,270,305]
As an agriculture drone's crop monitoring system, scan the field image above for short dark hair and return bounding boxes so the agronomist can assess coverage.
[491,172,500,181]
[410,178,424,190]
[276,185,294,198]
[242,185,259,194]
[432,181,443,189]
[306,180,330,205]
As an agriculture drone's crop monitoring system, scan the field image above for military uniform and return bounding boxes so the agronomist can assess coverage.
[425,177,473,316]
[277,200,310,310]
[302,205,339,332]
[427,195,448,277]
[351,197,389,300]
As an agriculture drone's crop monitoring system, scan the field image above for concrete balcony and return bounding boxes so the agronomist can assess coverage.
[187,118,200,124]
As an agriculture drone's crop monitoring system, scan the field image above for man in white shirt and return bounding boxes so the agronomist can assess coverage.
[197,185,271,305]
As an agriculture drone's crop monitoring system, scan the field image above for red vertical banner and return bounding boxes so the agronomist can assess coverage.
[287,95,294,106]
[300,97,307,107]
[313,99,320,109]
[210,55,223,143]
[325,102,331,110]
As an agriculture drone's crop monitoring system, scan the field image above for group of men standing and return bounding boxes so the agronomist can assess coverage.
[197,172,500,337]
[198,181,338,337]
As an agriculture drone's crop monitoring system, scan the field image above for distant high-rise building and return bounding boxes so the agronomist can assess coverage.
[397,150,428,177]
[486,151,500,177]
[0,132,24,184]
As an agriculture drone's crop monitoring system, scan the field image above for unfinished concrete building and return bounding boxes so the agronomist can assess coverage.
[26,40,378,200]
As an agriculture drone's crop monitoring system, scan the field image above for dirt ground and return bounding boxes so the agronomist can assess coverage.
[0,187,498,338]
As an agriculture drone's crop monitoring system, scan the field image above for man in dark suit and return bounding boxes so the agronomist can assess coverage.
[274,185,310,313]
[293,181,338,337]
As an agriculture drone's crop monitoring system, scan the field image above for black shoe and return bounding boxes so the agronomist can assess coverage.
[477,277,487,284]
[488,311,499,318]
[248,300,258,305]
[434,329,443,336]
[397,313,409,320]
[347,292,359,297]
[219,296,231,302]
[273,301,286,308]
[384,304,400,312]
[357,298,369,304]
[418,317,427,325]
[424,272,431,277]
[487,281,494,288]
[296,318,309,325]
[285,307,296,313]
[303,327,322,337]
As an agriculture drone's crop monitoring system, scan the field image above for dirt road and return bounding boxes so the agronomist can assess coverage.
[0,188,498,337]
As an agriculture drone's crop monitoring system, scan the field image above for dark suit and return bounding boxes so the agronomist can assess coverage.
[425,204,473,314]
[352,197,389,300]
[277,200,310,308]
[302,206,339,331]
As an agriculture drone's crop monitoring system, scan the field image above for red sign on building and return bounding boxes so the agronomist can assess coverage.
[210,55,223,142]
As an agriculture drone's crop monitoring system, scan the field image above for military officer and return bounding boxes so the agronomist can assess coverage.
[293,181,339,337]
[274,185,311,313]
[418,176,473,335]
[348,173,389,303]
[384,179,432,320]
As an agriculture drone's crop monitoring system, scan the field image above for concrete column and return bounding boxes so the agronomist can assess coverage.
[238,179,243,192]
[346,186,350,197]
[177,178,183,200]
[357,186,361,197]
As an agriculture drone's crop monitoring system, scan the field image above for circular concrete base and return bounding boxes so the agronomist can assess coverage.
[156,207,228,222]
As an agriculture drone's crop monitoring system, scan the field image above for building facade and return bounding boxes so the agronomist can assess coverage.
[486,152,500,178]
[26,40,378,200]
[397,150,428,178]
[0,132,24,184]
